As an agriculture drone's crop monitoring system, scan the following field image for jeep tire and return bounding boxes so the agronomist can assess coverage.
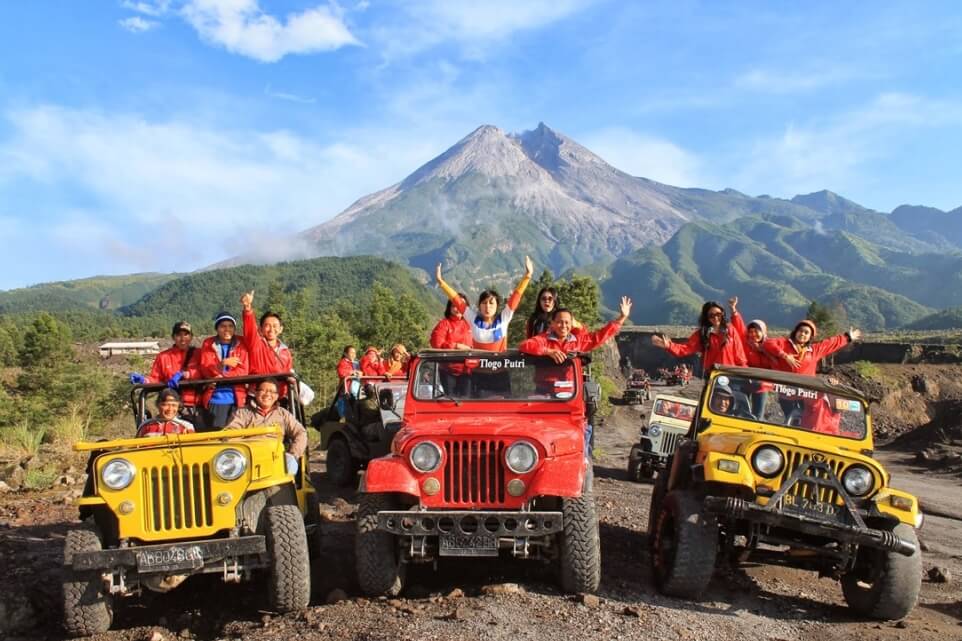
[264,504,311,612]
[559,474,601,593]
[651,490,717,598]
[647,469,669,553]
[62,525,113,637]
[326,437,357,487]
[356,493,405,596]
[841,523,921,620]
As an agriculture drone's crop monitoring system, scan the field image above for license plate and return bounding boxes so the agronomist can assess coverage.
[781,494,842,520]
[439,534,498,557]
[136,545,205,573]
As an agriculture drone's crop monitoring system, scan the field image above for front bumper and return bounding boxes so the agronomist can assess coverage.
[377,510,563,538]
[628,445,668,468]
[704,496,917,557]
[69,535,267,573]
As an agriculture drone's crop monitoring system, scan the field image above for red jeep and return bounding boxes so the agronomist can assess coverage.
[355,349,600,596]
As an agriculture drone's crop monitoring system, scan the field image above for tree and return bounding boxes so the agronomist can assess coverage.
[359,282,430,352]
[20,313,72,368]
[557,276,601,327]
[0,325,16,367]
[806,300,841,338]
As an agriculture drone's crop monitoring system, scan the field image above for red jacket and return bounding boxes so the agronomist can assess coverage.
[359,350,385,376]
[146,346,200,406]
[730,313,778,370]
[242,308,293,396]
[764,334,851,376]
[800,394,843,435]
[137,418,195,437]
[430,317,473,350]
[518,320,623,356]
[665,328,747,375]
[197,336,249,407]
[337,357,358,381]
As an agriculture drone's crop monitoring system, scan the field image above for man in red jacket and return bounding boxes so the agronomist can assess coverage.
[764,319,862,376]
[519,296,632,362]
[196,312,249,430]
[130,321,201,422]
[240,290,294,396]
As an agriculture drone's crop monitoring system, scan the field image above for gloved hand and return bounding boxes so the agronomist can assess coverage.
[129,373,146,385]
[284,453,299,476]
[168,371,184,388]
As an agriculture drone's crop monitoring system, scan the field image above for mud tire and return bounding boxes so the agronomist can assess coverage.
[841,523,921,620]
[356,493,405,596]
[326,437,357,487]
[651,490,717,598]
[647,470,669,553]
[264,504,311,612]
[62,525,113,637]
[559,474,601,593]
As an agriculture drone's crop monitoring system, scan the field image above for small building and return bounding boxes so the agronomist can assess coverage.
[99,341,161,358]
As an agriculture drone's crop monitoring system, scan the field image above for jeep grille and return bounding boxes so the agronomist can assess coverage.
[142,463,214,532]
[777,449,847,504]
[443,440,506,505]
[655,431,684,457]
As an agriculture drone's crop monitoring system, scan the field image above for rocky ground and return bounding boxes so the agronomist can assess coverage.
[2,375,961,641]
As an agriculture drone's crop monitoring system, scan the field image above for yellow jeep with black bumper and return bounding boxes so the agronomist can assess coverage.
[649,367,922,620]
[62,376,318,637]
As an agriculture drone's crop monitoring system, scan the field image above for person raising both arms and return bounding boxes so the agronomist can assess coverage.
[652,300,747,376]
[435,256,534,352]
[764,319,861,376]
[519,296,632,362]
[240,290,294,396]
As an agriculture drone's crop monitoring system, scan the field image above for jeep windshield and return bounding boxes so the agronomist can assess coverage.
[653,399,695,421]
[412,354,577,402]
[707,373,867,439]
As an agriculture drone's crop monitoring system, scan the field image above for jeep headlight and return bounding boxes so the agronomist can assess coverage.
[842,466,874,497]
[648,424,662,438]
[213,449,248,481]
[101,458,135,490]
[410,442,442,473]
[751,446,784,478]
[505,441,539,474]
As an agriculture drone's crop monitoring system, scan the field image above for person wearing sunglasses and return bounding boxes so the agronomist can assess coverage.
[524,287,584,339]
[652,300,747,377]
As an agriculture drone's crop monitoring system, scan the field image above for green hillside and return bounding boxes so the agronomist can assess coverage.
[601,217,936,329]
[121,255,439,327]
[0,273,179,314]
[906,307,962,330]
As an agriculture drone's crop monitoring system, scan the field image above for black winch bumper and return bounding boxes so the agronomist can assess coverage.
[69,535,267,572]
[377,510,563,538]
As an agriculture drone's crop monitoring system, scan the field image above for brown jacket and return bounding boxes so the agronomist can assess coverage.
[225,405,307,458]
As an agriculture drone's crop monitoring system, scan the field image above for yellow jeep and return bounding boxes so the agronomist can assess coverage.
[649,366,922,620]
[62,375,318,637]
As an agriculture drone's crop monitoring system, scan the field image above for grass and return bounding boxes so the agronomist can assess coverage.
[596,374,620,419]
[23,466,59,490]
[0,422,46,457]
[853,360,882,380]
[49,405,92,445]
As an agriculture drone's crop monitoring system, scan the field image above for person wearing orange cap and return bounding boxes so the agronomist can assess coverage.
[764,319,861,376]
[359,346,385,376]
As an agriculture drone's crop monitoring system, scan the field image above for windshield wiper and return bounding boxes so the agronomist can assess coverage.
[434,390,462,407]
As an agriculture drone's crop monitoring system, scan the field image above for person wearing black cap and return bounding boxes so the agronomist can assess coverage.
[137,389,195,437]
[196,311,249,430]
[129,321,202,424]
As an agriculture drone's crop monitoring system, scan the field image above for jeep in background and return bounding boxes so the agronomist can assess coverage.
[62,374,317,637]
[622,370,650,405]
[649,367,923,620]
[313,376,408,487]
[627,394,696,481]
[355,349,600,596]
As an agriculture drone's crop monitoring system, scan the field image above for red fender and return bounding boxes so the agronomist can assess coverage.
[528,452,586,498]
[362,455,419,497]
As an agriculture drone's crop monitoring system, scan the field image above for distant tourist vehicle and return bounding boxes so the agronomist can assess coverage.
[627,394,697,481]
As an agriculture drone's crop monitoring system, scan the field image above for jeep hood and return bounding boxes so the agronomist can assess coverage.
[700,430,881,469]
[394,415,583,458]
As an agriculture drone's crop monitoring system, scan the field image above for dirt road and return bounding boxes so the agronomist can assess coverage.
[2,381,961,640]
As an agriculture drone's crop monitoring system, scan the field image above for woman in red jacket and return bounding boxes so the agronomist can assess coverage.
[764,319,862,376]
[430,296,473,395]
[652,301,747,376]
[727,296,778,418]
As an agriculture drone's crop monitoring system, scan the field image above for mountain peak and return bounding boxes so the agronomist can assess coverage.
[791,190,872,216]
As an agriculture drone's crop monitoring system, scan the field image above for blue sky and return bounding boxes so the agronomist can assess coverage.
[1,1,961,289]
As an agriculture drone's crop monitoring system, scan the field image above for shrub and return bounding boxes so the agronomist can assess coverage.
[853,360,881,380]
[0,422,46,456]
[23,466,59,490]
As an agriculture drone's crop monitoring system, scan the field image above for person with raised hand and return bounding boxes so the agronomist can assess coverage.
[240,289,294,396]
[651,300,747,377]
[764,319,862,376]
[519,296,632,363]
[728,296,777,370]
[436,256,533,352]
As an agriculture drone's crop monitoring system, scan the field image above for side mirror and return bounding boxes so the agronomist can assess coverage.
[379,388,396,411]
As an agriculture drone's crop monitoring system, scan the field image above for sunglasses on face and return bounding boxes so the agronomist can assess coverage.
[540,295,554,301]
[708,312,724,319]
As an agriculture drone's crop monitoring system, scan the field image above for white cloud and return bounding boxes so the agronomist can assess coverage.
[180,0,361,62]
[122,0,172,17]
[0,104,458,277]
[733,68,854,94]
[579,128,705,188]
[119,16,160,33]
[732,93,962,200]
[264,84,316,104]
[370,0,597,59]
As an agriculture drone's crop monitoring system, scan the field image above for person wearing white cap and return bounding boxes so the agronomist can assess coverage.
[196,311,249,430]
